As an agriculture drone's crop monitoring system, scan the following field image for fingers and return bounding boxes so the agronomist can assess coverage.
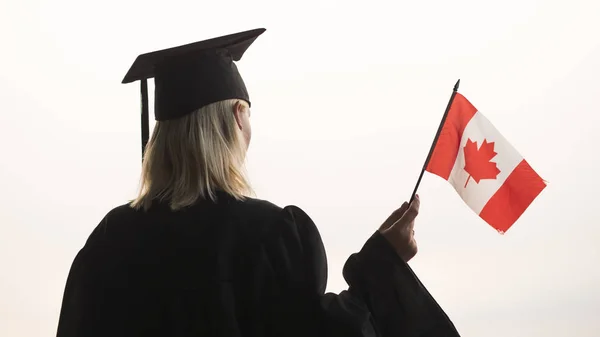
[394,202,410,217]
[379,202,408,231]
[380,194,421,232]
[398,194,420,225]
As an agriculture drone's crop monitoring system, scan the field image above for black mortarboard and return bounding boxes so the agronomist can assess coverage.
[122,28,266,160]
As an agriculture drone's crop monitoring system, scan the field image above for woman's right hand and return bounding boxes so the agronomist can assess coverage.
[378,194,420,262]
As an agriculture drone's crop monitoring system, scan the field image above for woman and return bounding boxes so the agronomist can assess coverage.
[56,28,461,337]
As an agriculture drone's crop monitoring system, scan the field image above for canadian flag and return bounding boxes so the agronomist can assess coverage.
[426,92,546,233]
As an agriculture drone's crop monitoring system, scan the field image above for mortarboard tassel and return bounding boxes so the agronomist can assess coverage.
[141,79,149,162]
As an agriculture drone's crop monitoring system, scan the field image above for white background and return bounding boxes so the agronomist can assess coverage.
[1,0,599,336]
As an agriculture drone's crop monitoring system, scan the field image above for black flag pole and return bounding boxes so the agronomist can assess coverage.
[409,79,461,204]
[141,79,149,162]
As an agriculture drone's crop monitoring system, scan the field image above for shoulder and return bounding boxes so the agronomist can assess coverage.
[239,198,326,263]
[80,203,136,246]
[229,196,319,239]
[99,202,139,228]
[233,196,313,223]
[228,196,284,221]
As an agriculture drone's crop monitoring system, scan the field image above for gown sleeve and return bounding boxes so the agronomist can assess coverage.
[55,219,110,337]
[252,205,461,337]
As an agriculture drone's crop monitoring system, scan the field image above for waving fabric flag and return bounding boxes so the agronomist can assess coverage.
[424,90,546,233]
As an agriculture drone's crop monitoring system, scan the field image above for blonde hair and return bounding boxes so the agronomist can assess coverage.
[131,99,253,211]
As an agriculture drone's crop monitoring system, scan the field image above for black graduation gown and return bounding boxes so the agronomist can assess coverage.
[56,193,461,337]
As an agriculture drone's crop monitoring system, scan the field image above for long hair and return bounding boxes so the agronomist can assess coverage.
[130,99,252,211]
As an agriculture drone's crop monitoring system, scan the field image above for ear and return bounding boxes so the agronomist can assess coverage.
[233,101,246,130]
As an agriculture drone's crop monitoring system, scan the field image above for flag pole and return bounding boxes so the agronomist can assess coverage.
[409,79,460,204]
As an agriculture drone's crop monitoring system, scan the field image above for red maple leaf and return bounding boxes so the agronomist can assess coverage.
[463,138,501,188]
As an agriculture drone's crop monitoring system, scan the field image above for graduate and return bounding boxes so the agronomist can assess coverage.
[56,28,461,337]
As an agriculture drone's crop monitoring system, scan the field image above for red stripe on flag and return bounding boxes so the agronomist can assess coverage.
[479,160,546,233]
[426,93,478,180]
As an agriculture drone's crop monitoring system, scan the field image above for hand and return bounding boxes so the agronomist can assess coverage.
[378,194,420,262]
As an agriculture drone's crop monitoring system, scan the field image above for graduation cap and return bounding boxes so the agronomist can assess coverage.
[122,28,266,160]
